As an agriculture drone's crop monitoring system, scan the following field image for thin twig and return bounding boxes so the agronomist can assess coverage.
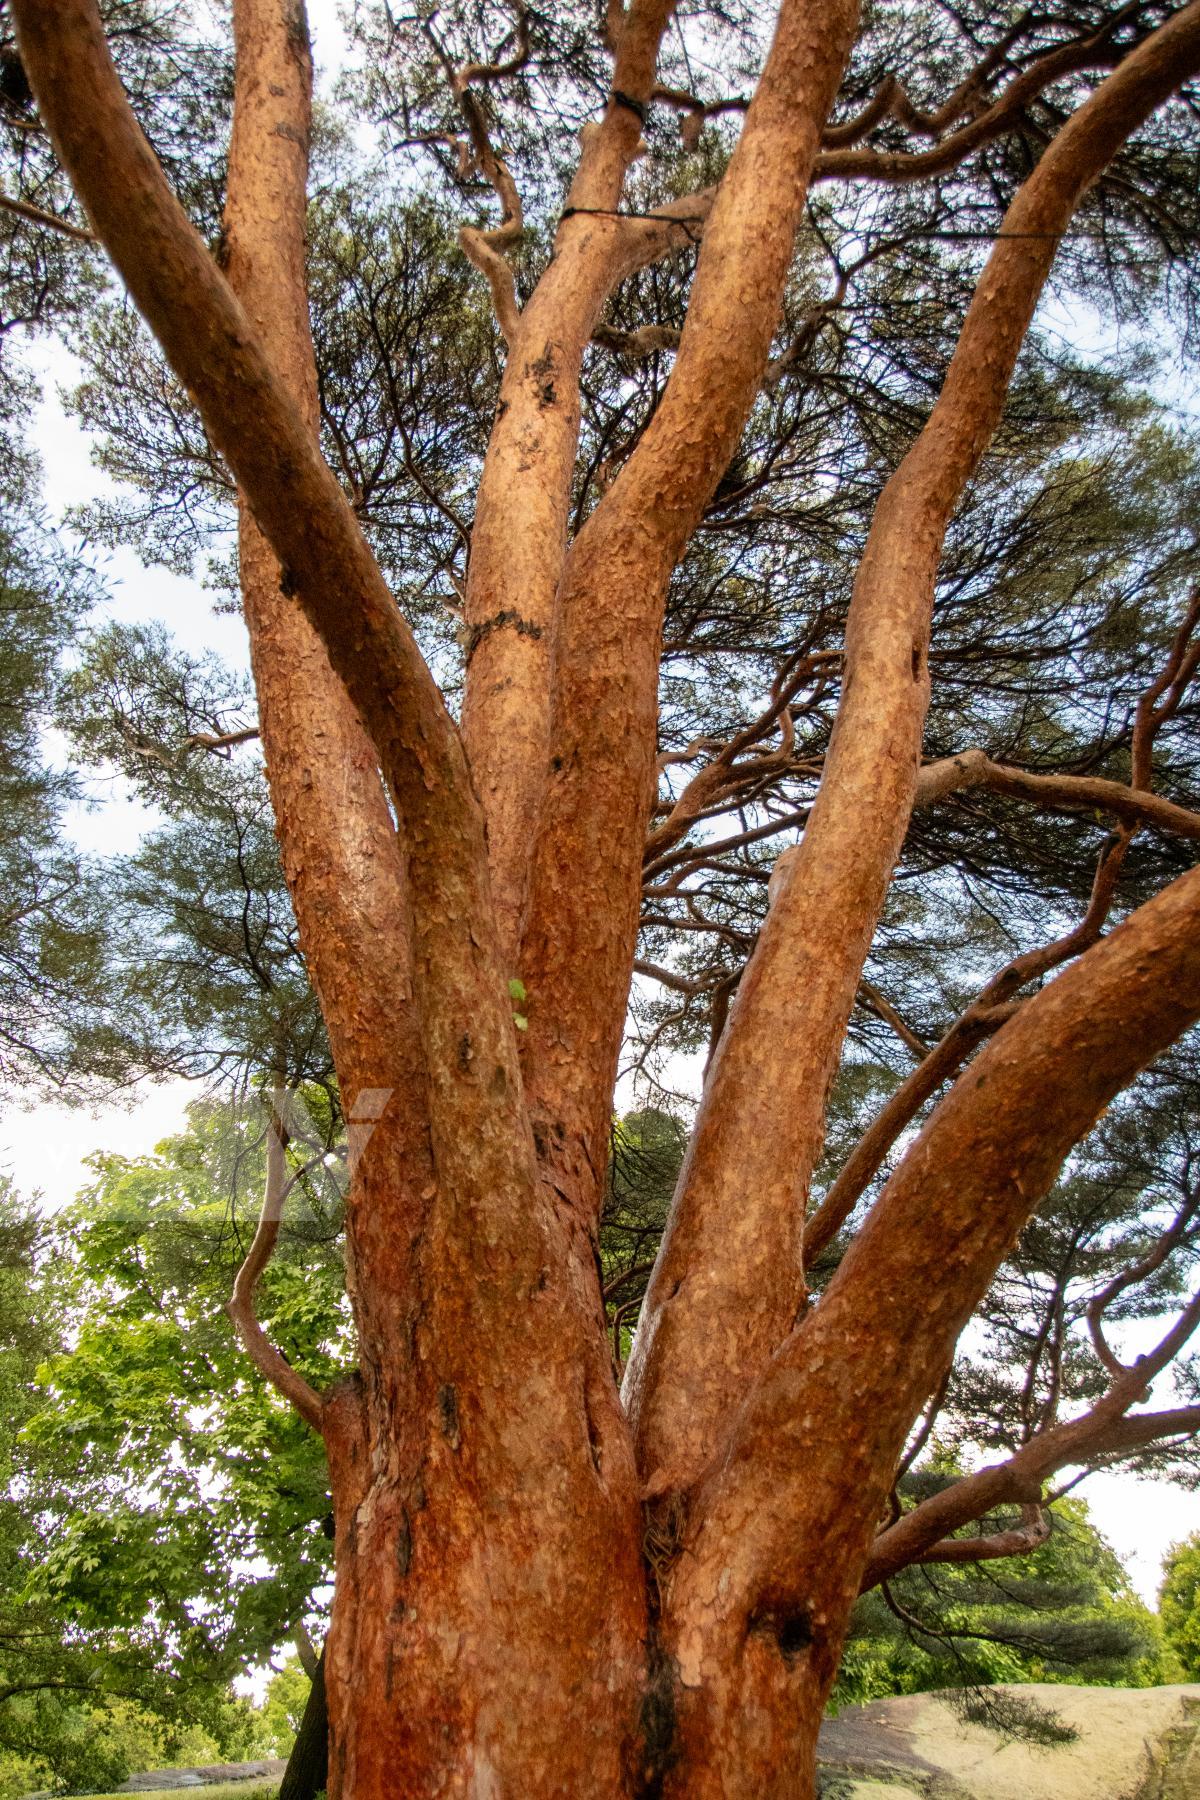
[0,188,94,242]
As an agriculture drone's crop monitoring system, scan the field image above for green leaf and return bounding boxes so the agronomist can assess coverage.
[507,977,527,1003]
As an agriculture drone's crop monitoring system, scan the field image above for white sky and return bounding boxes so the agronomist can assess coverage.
[0,0,1194,1614]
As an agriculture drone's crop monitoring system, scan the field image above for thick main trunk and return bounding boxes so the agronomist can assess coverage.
[658,1604,837,1800]
[324,1388,833,1798]
[321,1343,650,1797]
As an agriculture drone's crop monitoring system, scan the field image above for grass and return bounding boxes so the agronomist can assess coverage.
[79,1785,280,1800]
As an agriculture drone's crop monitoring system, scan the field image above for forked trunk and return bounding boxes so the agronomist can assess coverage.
[322,1414,851,1799]
[311,1118,654,1796]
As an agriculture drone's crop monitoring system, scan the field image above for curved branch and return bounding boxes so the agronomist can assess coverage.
[652,83,750,149]
[896,1365,952,1484]
[1133,585,1200,788]
[806,830,1131,1263]
[863,1384,1200,1592]
[906,1503,1050,1569]
[810,587,1200,1265]
[458,222,521,342]
[444,22,527,342]
[821,18,1032,151]
[814,15,1132,187]
[625,0,1200,1497]
[1087,1186,1200,1375]
[916,747,1200,840]
[455,6,531,90]
[674,856,1200,1674]
[227,1099,325,1433]
[119,717,259,769]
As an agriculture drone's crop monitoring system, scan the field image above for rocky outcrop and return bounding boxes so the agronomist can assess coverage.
[816,1684,1200,1800]
[113,1761,287,1793]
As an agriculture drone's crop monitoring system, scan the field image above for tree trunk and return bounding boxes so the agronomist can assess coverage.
[278,1648,328,1800]
[14,0,1200,1795]
[319,1369,649,1797]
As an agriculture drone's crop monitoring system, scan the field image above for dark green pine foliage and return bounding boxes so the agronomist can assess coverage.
[0,453,106,1085]
[602,1108,688,1370]
[836,1493,1165,1708]
[0,0,236,1089]
[55,621,333,1094]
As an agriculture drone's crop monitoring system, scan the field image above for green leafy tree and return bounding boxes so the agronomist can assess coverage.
[0,1095,346,1788]
[0,1177,264,1795]
[258,1659,313,1758]
[1160,1533,1200,1679]
[24,1096,346,1683]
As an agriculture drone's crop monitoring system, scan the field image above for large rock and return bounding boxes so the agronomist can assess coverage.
[816,1684,1200,1800]
[113,1760,287,1793]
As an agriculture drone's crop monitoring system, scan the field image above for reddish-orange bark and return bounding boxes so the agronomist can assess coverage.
[518,0,862,1235]
[658,860,1200,1795]
[221,1,436,1418]
[623,0,1200,1497]
[460,0,677,961]
[13,0,1200,1792]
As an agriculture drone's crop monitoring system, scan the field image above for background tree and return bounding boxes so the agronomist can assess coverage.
[1160,1532,1200,1677]
[0,0,240,1087]
[0,1175,268,1796]
[25,1098,345,1681]
[8,0,1200,1794]
[0,463,105,1081]
[838,1492,1167,1708]
[55,622,331,1093]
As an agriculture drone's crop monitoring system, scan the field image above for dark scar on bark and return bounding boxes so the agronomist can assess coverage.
[465,609,545,660]
[750,1605,814,1662]
[438,1383,461,1449]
